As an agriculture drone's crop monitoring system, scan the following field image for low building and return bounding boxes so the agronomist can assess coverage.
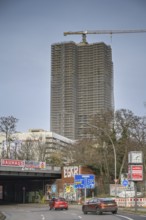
[54,165,96,202]
[0,129,75,164]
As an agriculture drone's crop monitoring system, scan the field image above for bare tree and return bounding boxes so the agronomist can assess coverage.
[114,109,144,178]
[36,142,47,162]
[47,152,64,166]
[32,136,47,161]
[74,109,146,189]
[72,138,99,166]
[17,138,35,160]
[0,116,18,158]
[88,109,146,180]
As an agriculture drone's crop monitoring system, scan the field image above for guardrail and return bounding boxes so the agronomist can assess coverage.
[116,197,146,207]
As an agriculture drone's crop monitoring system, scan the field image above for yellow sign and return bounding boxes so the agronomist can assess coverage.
[66,186,71,193]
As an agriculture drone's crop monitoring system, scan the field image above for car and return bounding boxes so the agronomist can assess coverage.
[49,197,68,210]
[82,197,118,215]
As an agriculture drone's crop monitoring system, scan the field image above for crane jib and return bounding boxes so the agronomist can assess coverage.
[64,29,146,36]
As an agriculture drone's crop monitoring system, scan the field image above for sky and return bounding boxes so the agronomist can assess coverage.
[0,0,146,132]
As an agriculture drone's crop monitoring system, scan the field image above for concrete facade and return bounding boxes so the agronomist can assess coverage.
[51,41,114,140]
[0,129,74,163]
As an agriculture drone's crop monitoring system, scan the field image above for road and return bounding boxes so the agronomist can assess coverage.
[0,204,146,220]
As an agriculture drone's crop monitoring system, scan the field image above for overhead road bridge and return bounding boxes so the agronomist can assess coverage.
[0,165,61,178]
[0,159,61,204]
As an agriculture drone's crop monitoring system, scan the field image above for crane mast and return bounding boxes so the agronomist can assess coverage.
[64,29,146,43]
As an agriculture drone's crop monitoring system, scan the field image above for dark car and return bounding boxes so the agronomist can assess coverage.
[49,197,68,210]
[82,197,118,215]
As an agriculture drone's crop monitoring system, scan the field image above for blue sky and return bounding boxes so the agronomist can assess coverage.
[0,0,146,132]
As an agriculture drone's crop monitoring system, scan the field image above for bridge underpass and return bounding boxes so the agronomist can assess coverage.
[0,166,61,204]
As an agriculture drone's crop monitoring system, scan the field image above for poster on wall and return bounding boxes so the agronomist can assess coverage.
[25,161,46,169]
[64,184,76,201]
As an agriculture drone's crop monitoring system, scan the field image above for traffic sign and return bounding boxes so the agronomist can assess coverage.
[122,179,128,187]
[74,174,95,189]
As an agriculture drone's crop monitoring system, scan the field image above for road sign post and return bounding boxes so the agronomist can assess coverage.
[74,174,95,202]
[122,179,128,187]
[128,151,143,213]
[122,179,128,207]
[22,187,25,204]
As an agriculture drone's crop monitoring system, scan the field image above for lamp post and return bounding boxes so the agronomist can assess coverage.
[87,124,117,197]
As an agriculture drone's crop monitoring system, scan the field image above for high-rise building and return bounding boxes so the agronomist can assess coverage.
[51,40,114,140]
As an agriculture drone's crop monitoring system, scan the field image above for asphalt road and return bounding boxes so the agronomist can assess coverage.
[0,204,146,220]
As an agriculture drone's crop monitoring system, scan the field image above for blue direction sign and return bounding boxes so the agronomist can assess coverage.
[122,179,129,187]
[74,174,95,189]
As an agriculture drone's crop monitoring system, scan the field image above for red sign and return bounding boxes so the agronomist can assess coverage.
[1,159,25,167]
[128,165,143,181]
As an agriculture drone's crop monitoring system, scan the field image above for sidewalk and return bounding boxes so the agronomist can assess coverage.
[119,207,146,213]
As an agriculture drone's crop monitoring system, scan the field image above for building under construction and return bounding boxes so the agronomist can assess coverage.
[50,39,114,140]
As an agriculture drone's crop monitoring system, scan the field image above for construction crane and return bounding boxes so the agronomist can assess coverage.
[64,29,146,44]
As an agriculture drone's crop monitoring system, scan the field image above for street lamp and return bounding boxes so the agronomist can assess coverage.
[87,124,117,197]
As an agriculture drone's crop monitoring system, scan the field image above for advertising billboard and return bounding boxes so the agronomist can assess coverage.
[1,159,25,167]
[128,165,143,181]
